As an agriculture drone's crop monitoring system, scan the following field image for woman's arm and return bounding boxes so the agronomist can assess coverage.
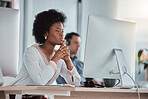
[59,60,81,85]
[23,47,57,85]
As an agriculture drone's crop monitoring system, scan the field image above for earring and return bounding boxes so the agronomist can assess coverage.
[45,36,47,39]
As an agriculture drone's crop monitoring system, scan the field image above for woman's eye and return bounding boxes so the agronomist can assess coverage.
[56,30,60,32]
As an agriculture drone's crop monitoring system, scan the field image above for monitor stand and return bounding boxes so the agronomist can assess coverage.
[113,49,134,88]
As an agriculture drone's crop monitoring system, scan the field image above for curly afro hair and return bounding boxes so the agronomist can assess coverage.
[32,9,67,44]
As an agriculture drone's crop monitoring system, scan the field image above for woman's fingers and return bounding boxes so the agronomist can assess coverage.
[54,40,70,60]
[60,40,66,48]
[59,46,70,57]
[60,46,69,52]
[63,40,66,45]
[55,46,69,56]
[62,50,70,55]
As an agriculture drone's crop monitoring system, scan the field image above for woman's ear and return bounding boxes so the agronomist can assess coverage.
[44,32,48,40]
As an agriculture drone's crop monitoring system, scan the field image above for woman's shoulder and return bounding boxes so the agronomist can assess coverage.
[24,44,39,54]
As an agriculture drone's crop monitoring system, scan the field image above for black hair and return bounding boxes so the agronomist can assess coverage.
[65,32,80,45]
[32,9,67,44]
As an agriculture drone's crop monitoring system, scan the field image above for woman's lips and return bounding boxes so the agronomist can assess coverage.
[60,37,63,40]
[60,39,64,44]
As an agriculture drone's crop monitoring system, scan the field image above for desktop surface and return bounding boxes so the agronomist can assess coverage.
[0,86,148,99]
[0,85,148,93]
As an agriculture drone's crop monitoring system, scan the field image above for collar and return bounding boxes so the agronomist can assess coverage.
[70,56,77,60]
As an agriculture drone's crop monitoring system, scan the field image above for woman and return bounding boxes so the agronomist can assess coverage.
[11,9,81,86]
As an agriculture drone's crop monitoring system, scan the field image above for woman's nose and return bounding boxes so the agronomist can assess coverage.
[61,33,63,37]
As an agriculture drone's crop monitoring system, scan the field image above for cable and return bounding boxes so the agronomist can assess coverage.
[109,68,140,99]
[124,71,140,99]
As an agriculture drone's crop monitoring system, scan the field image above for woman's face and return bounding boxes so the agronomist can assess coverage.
[46,22,64,45]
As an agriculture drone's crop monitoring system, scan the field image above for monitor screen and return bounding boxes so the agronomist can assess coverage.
[83,15,136,87]
[0,7,19,77]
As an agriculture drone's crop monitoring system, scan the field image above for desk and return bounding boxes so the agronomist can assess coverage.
[0,86,148,99]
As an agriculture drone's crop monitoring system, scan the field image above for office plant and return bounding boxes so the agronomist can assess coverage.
[137,49,148,80]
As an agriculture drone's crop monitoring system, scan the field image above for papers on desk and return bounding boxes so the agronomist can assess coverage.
[49,84,75,87]
[26,84,76,87]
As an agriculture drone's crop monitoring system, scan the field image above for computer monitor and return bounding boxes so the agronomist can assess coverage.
[83,15,136,87]
[0,7,19,77]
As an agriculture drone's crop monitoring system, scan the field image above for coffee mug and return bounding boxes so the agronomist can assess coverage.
[103,78,120,87]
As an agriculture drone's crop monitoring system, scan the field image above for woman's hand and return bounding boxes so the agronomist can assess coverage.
[60,40,73,70]
[59,40,71,62]
[61,46,70,61]
[60,41,70,62]
[51,40,70,64]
